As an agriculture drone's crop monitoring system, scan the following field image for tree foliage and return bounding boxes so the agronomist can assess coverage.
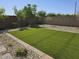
[14,4,37,27]
[14,4,37,19]
[0,7,5,19]
[14,6,23,19]
[47,13,56,17]
[37,11,46,17]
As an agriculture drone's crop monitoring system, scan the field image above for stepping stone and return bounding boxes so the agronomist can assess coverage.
[0,45,6,54]
[2,53,13,59]
[0,42,2,45]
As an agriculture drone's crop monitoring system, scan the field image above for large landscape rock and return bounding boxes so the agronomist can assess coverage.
[0,45,6,54]
[2,53,13,59]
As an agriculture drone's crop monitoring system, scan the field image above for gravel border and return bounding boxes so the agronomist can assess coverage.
[5,33,54,59]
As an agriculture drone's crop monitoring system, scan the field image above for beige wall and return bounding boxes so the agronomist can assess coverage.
[44,16,79,27]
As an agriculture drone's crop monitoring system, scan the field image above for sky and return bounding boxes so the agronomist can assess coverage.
[0,0,77,15]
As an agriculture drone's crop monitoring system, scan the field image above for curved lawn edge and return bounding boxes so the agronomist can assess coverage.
[5,33,54,59]
[9,28,79,59]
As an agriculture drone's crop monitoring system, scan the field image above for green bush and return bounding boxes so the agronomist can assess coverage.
[7,43,13,47]
[16,48,27,57]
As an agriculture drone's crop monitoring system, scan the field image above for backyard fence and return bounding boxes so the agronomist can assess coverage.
[0,15,79,30]
[44,16,79,27]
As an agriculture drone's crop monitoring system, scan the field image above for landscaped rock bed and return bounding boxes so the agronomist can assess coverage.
[0,33,41,59]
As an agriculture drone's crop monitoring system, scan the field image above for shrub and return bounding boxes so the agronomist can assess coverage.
[7,43,13,47]
[16,48,27,57]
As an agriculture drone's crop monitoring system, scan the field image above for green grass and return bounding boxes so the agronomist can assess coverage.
[9,28,79,59]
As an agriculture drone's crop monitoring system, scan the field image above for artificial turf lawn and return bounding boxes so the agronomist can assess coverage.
[10,28,79,59]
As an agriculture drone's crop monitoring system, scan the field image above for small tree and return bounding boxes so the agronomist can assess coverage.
[14,4,37,28]
[0,7,5,29]
[37,11,46,24]
[37,11,46,17]
[32,5,37,16]
[14,6,25,29]
[23,4,37,27]
[47,13,56,17]
[0,8,5,19]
